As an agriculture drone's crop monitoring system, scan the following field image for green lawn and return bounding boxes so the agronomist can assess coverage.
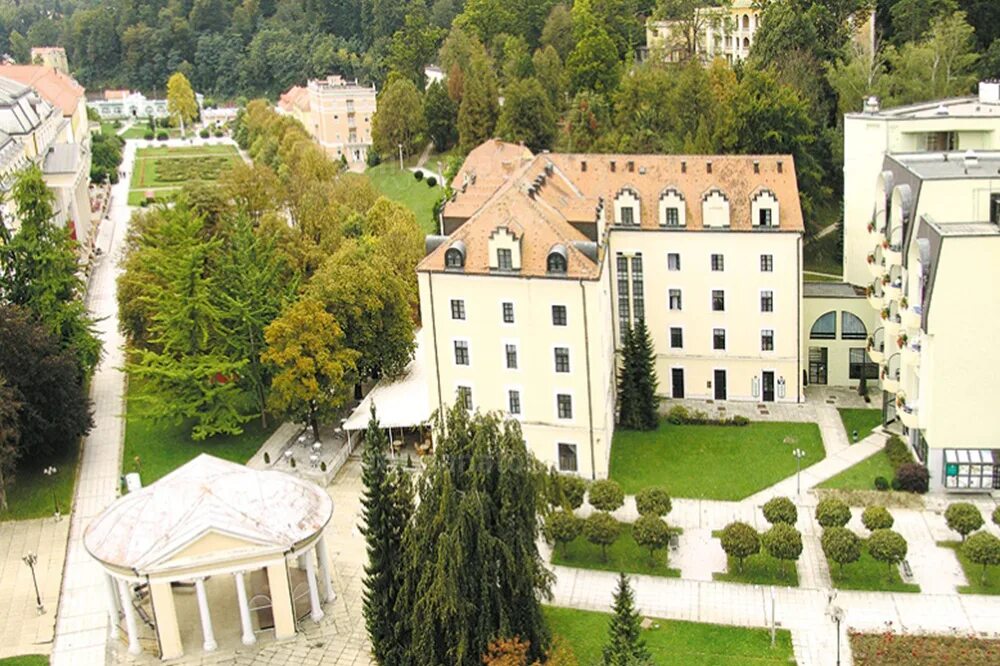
[366,163,442,235]
[804,271,842,282]
[123,378,274,485]
[827,548,920,593]
[0,441,80,522]
[551,523,681,578]
[120,125,183,140]
[818,451,896,491]
[544,606,794,665]
[0,656,49,666]
[128,144,240,206]
[610,420,824,499]
[713,549,800,587]
[100,120,121,136]
[939,541,1000,595]
[838,408,882,441]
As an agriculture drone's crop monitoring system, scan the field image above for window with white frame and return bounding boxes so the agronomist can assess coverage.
[450,299,465,320]
[505,343,518,369]
[761,329,774,351]
[554,347,570,373]
[558,443,579,472]
[712,289,725,312]
[751,190,779,227]
[669,289,682,311]
[454,340,469,365]
[760,254,773,272]
[660,187,686,226]
[711,254,724,271]
[943,449,998,490]
[615,189,641,225]
[713,328,726,350]
[497,248,513,271]
[502,301,514,324]
[508,389,521,415]
[557,394,573,419]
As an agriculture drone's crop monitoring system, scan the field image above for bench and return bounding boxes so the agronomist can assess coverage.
[901,559,913,580]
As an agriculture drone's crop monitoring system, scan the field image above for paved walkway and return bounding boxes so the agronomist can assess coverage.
[50,140,138,665]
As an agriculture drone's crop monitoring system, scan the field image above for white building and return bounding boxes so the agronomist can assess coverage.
[89,89,205,121]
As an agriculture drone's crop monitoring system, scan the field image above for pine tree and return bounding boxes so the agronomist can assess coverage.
[458,46,499,152]
[617,321,660,431]
[361,404,413,666]
[602,574,651,666]
[616,326,639,428]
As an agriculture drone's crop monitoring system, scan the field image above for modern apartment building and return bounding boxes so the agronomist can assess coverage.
[278,75,376,168]
[862,149,1000,491]
[417,140,804,477]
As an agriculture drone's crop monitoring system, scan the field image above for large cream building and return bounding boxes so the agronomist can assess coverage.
[278,75,376,168]
[418,140,804,478]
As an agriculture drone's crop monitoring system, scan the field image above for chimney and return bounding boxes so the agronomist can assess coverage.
[581,160,587,172]
[681,160,687,174]
[753,160,760,174]
[863,96,880,114]
[706,161,712,174]
[979,80,1000,104]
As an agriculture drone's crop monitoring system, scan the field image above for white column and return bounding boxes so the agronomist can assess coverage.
[233,572,256,646]
[304,551,325,622]
[116,579,141,655]
[105,574,119,640]
[194,578,218,652]
[315,536,335,602]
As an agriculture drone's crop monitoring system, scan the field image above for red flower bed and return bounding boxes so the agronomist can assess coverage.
[851,630,1000,665]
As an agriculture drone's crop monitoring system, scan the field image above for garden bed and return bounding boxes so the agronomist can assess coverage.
[712,550,800,587]
[851,631,1000,665]
[551,523,681,578]
[826,548,920,593]
[938,541,1000,595]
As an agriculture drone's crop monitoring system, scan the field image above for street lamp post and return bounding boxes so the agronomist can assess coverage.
[23,552,43,614]
[398,143,403,170]
[826,592,845,666]
[792,448,806,495]
[43,466,59,518]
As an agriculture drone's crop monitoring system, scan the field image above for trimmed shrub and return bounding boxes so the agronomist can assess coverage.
[762,523,803,578]
[588,479,624,512]
[861,506,894,531]
[143,131,154,140]
[214,129,224,137]
[556,474,588,510]
[894,463,929,494]
[545,509,582,554]
[874,476,890,491]
[665,404,749,427]
[884,436,913,469]
[632,515,671,560]
[720,521,759,573]
[426,176,437,187]
[868,529,908,579]
[156,131,168,140]
[583,511,620,561]
[821,526,862,574]
[964,531,1000,586]
[666,405,690,424]
[993,505,1000,529]
[945,502,984,541]
[414,170,424,181]
[816,497,852,528]
[762,496,797,525]
[635,487,671,517]
[199,128,210,138]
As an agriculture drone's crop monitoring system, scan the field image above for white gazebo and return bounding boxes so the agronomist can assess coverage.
[84,454,334,660]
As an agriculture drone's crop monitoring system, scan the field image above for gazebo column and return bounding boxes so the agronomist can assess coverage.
[267,562,295,640]
[315,535,335,602]
[116,579,142,655]
[233,571,256,646]
[304,551,325,622]
[148,580,183,660]
[194,577,218,652]
[104,574,119,640]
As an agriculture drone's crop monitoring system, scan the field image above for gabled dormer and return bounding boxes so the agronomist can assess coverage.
[702,188,730,228]
[488,226,521,272]
[751,189,779,228]
[659,187,686,227]
[614,187,641,226]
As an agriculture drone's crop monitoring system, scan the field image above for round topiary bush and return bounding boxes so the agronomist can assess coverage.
[426,176,438,187]
[144,131,154,140]
[761,523,803,579]
[862,505,894,531]
[945,502,984,542]
[545,509,582,554]
[199,128,210,138]
[156,131,168,141]
[635,487,672,517]
[868,529,907,579]
[414,170,424,181]
[816,497,851,528]
[874,476,890,491]
[762,496,797,525]
[964,531,1000,585]
[588,479,624,512]
[720,521,759,573]
[632,514,671,560]
[550,473,587,510]
[583,511,620,561]
[214,129,224,137]
[821,526,861,574]
[894,463,929,494]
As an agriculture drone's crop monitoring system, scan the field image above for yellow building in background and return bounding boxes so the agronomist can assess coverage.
[278,75,376,169]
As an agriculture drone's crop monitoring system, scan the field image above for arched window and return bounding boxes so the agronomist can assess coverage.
[547,245,568,274]
[841,312,867,340]
[743,14,750,30]
[810,311,836,340]
[445,242,465,269]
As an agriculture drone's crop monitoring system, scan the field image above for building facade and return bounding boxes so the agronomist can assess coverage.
[30,46,69,74]
[88,89,204,121]
[278,75,376,168]
[418,141,804,477]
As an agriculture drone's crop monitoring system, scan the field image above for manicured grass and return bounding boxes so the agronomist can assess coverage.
[100,121,121,136]
[818,451,896,492]
[838,408,882,441]
[551,523,681,578]
[713,549,800,587]
[366,163,442,235]
[851,631,1000,665]
[128,144,240,206]
[826,547,920,593]
[544,606,795,665]
[123,378,274,485]
[0,656,49,666]
[939,540,1000,595]
[610,420,824,499]
[0,441,80,522]
[120,126,183,140]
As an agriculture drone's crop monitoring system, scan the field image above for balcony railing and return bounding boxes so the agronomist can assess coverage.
[882,353,901,393]
[867,326,886,363]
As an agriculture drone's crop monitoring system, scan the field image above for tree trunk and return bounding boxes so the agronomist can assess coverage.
[309,402,321,442]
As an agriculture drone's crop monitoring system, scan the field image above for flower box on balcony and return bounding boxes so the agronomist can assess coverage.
[880,308,890,320]
[867,253,875,264]
[881,275,890,286]
[900,296,908,309]
[897,334,908,349]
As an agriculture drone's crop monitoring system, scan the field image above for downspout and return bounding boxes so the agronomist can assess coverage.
[797,234,802,403]
[427,272,445,428]
[580,280,597,480]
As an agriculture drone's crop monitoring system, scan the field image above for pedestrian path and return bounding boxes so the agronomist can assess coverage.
[50,141,137,666]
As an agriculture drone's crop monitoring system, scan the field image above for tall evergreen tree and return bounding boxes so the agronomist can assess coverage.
[361,404,413,666]
[457,46,500,151]
[602,573,651,666]
[617,321,659,430]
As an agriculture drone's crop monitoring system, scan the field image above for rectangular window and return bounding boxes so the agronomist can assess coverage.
[670,327,683,349]
[991,193,1000,225]
[558,443,578,472]
[620,207,635,225]
[552,305,567,326]
[631,255,644,323]
[616,254,630,339]
[454,341,469,365]
[508,389,521,415]
[557,394,573,419]
[669,289,682,311]
[665,208,679,226]
[712,289,725,312]
[450,299,465,320]
[667,253,680,270]
[761,254,773,272]
[505,343,518,369]
[711,254,724,271]
[457,385,472,410]
[554,347,570,373]
[849,348,879,380]
[759,209,772,226]
[713,328,726,350]
[497,248,513,271]
[761,290,774,312]
[502,301,515,324]
[761,329,774,351]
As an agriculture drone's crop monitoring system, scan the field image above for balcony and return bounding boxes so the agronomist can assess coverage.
[882,353,901,393]
[902,303,922,330]
[882,277,903,303]
[899,400,919,429]
[867,327,886,363]
[881,306,901,341]
[867,251,887,278]
[884,225,904,267]
[866,281,884,309]
[902,338,921,368]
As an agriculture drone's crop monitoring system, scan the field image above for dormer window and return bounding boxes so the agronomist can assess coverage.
[488,226,521,271]
[614,188,641,226]
[701,189,730,228]
[547,245,568,274]
[620,207,634,225]
[445,241,466,269]
[497,248,513,270]
[751,189,779,228]
[659,188,686,227]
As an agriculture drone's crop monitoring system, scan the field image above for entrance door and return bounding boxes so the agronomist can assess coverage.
[714,369,727,400]
[762,371,775,402]
[671,368,684,399]
[808,347,828,385]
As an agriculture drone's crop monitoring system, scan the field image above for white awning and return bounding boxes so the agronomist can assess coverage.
[343,329,431,431]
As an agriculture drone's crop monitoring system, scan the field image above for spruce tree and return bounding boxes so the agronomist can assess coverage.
[602,573,651,666]
[617,321,660,431]
[617,326,639,428]
[360,404,413,665]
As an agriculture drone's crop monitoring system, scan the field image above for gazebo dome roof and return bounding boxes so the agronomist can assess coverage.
[84,454,333,575]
